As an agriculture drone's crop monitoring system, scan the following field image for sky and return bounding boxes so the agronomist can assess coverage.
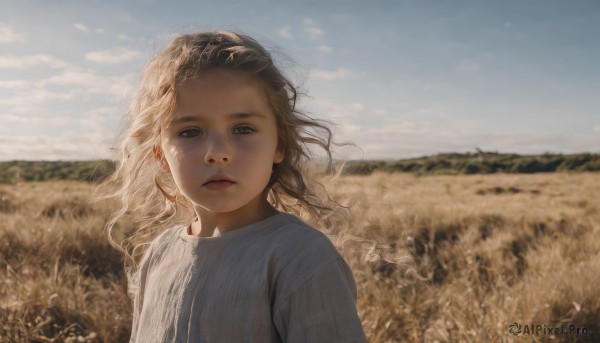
[1,0,599,161]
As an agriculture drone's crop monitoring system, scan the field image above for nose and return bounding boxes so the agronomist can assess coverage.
[204,132,232,164]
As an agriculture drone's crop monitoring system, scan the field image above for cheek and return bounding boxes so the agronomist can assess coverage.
[237,138,277,162]
[164,145,201,182]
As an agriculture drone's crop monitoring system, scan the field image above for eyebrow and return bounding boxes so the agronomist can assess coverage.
[169,112,266,125]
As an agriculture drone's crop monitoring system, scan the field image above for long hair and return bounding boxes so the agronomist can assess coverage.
[96,31,350,271]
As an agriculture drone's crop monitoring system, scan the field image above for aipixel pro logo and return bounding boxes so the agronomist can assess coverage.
[508,322,522,335]
[508,322,590,336]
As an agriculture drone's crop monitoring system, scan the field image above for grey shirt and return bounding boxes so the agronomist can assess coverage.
[130,212,367,343]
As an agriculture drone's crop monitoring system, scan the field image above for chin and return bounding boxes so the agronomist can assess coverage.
[194,202,246,214]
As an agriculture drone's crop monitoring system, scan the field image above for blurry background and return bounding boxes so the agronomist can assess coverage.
[2,2,600,342]
[1,0,599,161]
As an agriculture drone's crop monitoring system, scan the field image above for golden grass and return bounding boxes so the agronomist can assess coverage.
[1,173,599,342]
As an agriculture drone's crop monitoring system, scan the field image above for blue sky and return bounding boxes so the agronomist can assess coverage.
[1,0,599,160]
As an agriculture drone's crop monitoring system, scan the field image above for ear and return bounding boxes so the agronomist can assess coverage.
[273,146,284,164]
[152,145,171,172]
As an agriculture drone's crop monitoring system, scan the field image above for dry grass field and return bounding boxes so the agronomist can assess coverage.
[1,172,599,342]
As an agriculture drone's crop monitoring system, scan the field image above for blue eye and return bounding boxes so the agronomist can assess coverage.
[179,128,202,138]
[233,126,255,134]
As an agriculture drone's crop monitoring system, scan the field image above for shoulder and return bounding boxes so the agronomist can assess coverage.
[271,213,342,264]
[273,213,338,248]
[268,213,346,299]
[269,218,366,342]
[137,225,184,272]
[151,224,184,251]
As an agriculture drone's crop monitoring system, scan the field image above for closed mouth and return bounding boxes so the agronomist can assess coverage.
[203,173,235,185]
[204,180,234,184]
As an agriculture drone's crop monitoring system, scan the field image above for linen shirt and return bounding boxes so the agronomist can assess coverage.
[130,212,367,342]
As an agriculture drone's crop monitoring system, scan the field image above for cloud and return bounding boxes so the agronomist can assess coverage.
[43,69,135,96]
[349,103,366,111]
[0,114,72,127]
[305,27,323,39]
[307,97,600,160]
[79,106,119,132]
[0,54,68,69]
[0,67,134,115]
[317,45,333,53]
[333,121,600,160]
[74,23,90,33]
[311,67,359,81]
[0,23,25,43]
[302,17,323,39]
[313,99,366,117]
[0,88,77,114]
[0,104,122,161]
[277,26,293,40]
[303,18,315,26]
[0,79,32,90]
[0,133,113,160]
[505,22,513,28]
[95,28,105,34]
[85,47,140,64]
[593,126,600,133]
[117,33,129,41]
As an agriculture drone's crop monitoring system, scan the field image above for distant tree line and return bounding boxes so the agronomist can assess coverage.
[342,152,600,175]
[0,152,599,183]
[0,160,115,183]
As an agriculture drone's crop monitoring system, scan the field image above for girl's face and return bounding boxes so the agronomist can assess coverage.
[157,69,284,219]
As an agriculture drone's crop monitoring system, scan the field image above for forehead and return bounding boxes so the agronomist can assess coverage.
[172,69,272,117]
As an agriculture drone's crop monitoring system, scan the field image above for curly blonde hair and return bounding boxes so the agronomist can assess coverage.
[97,31,349,268]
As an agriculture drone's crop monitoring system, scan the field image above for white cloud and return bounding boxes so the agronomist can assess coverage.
[333,121,600,160]
[0,114,72,127]
[302,18,323,39]
[308,99,367,123]
[117,33,129,41]
[25,89,75,103]
[349,103,366,111]
[0,67,134,115]
[96,28,105,34]
[80,106,118,127]
[0,88,76,113]
[0,79,31,90]
[277,26,293,40]
[303,18,315,26]
[311,67,359,81]
[85,47,140,64]
[306,97,600,160]
[43,69,135,96]
[0,133,112,160]
[305,27,323,39]
[74,23,90,33]
[0,54,68,69]
[593,126,600,133]
[317,45,333,53]
[0,23,25,43]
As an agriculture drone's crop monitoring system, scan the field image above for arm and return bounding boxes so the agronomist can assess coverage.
[273,258,367,343]
[128,246,154,343]
[128,264,146,343]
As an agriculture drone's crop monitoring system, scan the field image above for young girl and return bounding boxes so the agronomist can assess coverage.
[102,31,367,342]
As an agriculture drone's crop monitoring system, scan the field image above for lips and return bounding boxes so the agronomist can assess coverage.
[203,174,235,185]
[202,174,235,191]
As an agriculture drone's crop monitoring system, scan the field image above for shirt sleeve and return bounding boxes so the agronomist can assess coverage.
[129,244,154,343]
[273,258,368,343]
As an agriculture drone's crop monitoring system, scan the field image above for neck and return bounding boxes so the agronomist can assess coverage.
[189,195,278,238]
